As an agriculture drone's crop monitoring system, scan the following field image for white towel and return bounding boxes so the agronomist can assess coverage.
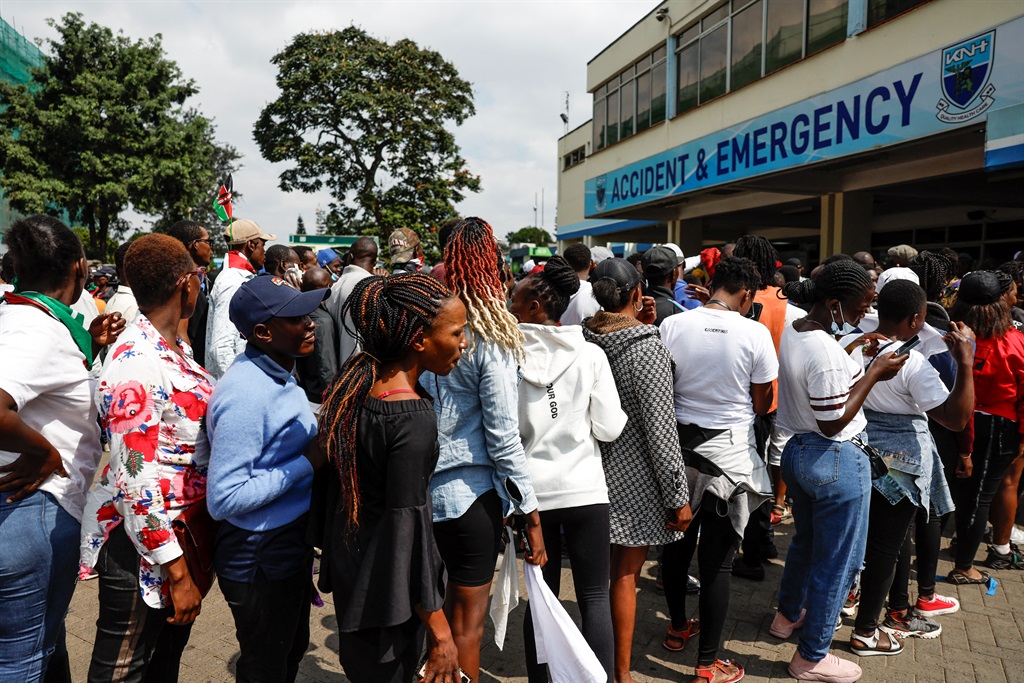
[488,527,519,649]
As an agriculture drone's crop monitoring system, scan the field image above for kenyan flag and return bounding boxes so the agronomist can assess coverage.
[214,174,233,223]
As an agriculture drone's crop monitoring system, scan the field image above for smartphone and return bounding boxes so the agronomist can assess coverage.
[894,335,921,356]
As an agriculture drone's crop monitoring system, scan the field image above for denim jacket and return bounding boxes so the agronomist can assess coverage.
[422,332,539,522]
[864,409,954,518]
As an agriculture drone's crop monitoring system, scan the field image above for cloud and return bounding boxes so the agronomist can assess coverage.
[5,1,648,241]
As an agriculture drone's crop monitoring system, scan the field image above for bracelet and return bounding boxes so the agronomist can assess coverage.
[959,453,972,459]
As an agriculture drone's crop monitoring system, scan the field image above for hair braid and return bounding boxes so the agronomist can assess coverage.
[910,251,951,301]
[733,235,779,290]
[782,259,872,305]
[318,273,453,532]
[444,217,524,357]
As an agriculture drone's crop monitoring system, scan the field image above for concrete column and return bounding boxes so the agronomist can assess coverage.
[819,191,873,258]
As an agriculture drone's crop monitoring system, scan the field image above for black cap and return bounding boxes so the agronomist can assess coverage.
[642,245,677,279]
[957,271,1005,306]
[590,257,641,294]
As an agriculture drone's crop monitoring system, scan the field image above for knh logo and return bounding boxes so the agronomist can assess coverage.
[937,30,996,124]
[595,175,608,212]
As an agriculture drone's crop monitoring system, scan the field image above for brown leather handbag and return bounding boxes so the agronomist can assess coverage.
[171,499,219,597]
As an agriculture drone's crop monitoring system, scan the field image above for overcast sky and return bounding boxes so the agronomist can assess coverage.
[4,0,651,243]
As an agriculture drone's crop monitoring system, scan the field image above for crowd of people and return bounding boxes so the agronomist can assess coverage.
[1,213,1022,683]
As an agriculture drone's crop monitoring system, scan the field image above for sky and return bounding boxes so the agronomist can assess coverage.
[3,0,652,243]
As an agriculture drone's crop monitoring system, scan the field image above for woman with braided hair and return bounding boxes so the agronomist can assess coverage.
[771,259,908,683]
[421,217,547,682]
[510,256,627,682]
[317,273,468,683]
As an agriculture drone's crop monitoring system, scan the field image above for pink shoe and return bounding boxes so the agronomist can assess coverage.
[769,609,806,638]
[788,651,862,683]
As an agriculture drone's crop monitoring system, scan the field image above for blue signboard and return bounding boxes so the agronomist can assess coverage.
[584,17,1024,217]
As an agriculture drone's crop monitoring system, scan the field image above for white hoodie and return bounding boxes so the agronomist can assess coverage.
[518,323,627,511]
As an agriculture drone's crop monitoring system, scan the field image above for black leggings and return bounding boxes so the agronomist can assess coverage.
[432,488,503,587]
[661,495,740,666]
[890,507,951,609]
[854,490,918,632]
[954,414,1020,570]
[523,504,613,683]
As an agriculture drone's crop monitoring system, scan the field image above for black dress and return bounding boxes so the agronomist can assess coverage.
[319,392,446,683]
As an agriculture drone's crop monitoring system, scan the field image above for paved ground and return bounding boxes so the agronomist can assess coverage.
[65,517,1023,683]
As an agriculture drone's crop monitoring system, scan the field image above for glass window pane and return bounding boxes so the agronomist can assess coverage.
[703,3,729,30]
[635,56,650,73]
[679,23,699,45]
[651,61,667,122]
[620,66,634,84]
[700,25,728,103]
[636,70,651,132]
[765,0,804,74]
[653,45,667,62]
[620,80,635,139]
[593,97,606,150]
[731,0,763,91]
[868,0,929,27]
[676,43,698,114]
[607,88,620,145]
[807,0,848,55]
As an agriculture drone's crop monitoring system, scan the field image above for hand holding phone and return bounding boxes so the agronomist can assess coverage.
[894,335,920,356]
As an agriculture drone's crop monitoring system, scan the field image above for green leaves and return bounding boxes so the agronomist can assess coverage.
[0,13,234,259]
[254,26,480,248]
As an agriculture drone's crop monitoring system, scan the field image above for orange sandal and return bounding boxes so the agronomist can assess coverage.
[694,658,744,683]
[662,618,700,651]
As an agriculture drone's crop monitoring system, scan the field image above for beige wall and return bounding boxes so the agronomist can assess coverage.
[555,124,593,228]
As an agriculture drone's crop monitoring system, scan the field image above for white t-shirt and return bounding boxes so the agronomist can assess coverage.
[0,304,101,520]
[660,307,778,430]
[864,347,948,416]
[777,325,867,441]
[560,280,600,326]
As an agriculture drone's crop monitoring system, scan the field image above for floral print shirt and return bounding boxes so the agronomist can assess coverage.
[80,314,215,609]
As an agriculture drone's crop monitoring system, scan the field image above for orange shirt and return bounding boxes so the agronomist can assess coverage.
[755,286,790,412]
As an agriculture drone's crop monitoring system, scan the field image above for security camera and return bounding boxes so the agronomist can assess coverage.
[656,7,669,21]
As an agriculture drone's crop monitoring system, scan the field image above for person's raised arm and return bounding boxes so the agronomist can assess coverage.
[926,322,975,432]
[816,352,908,437]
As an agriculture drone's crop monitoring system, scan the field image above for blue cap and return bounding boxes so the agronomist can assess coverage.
[229,275,330,338]
[317,248,339,267]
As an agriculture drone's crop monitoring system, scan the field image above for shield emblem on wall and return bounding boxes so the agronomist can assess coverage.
[941,30,994,110]
[595,175,607,212]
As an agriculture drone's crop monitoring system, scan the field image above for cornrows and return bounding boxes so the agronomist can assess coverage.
[444,217,524,358]
[319,273,452,532]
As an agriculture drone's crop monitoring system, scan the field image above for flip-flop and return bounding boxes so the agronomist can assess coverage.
[946,569,990,585]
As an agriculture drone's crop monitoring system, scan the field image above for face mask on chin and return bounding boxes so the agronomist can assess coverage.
[830,302,857,336]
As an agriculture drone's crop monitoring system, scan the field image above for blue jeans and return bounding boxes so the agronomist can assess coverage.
[0,491,80,682]
[776,433,871,662]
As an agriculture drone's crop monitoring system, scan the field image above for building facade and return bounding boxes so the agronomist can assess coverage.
[556,0,1024,266]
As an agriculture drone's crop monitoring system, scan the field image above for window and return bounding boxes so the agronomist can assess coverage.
[675,0,850,116]
[867,0,930,28]
[765,0,803,74]
[563,146,586,171]
[592,46,668,151]
[807,0,848,55]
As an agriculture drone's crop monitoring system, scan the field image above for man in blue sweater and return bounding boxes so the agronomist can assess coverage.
[207,275,330,683]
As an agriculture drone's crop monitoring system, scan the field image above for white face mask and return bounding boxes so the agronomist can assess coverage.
[830,302,857,336]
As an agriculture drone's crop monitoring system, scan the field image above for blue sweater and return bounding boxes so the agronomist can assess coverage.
[207,345,316,531]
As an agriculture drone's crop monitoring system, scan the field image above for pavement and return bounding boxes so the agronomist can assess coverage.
[65,517,1024,683]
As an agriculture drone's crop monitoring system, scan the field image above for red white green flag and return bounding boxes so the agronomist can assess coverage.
[213,174,233,223]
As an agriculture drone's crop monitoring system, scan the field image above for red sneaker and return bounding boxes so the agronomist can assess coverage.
[914,593,960,617]
[694,659,744,683]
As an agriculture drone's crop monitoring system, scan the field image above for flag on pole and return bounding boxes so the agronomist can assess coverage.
[214,174,233,223]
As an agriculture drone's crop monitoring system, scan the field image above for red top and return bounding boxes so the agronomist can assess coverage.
[973,327,1024,434]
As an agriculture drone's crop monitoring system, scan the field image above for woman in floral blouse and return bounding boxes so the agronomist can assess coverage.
[80,234,212,681]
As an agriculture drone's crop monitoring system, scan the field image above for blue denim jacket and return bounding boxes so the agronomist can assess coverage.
[864,409,954,518]
[422,332,539,522]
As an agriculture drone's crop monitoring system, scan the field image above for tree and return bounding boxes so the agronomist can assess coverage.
[150,137,242,234]
[0,13,231,259]
[506,227,553,245]
[295,214,306,235]
[254,26,481,249]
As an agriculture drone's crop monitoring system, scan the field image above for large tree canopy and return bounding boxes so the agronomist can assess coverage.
[254,26,481,246]
[0,13,234,258]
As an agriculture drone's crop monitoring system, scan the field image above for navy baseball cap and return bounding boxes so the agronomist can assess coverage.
[229,275,330,338]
